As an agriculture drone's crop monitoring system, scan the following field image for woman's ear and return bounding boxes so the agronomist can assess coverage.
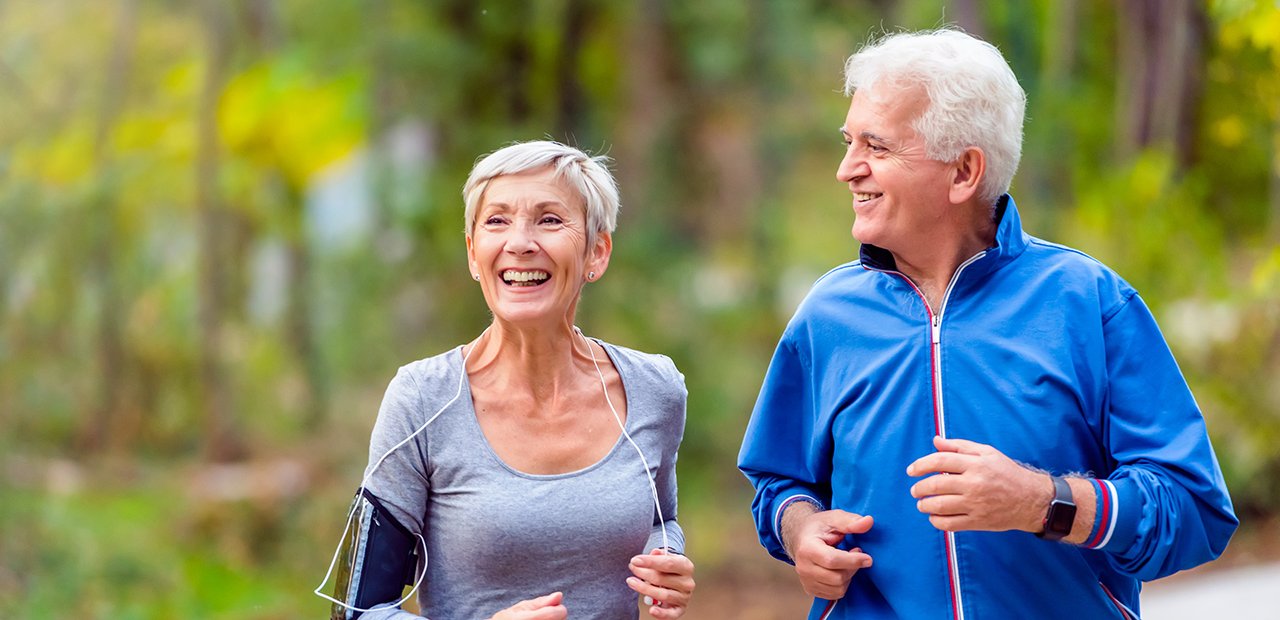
[585,232,612,281]
[466,235,478,280]
[949,146,986,205]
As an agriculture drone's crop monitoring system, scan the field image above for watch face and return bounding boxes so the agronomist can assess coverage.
[1047,499,1077,534]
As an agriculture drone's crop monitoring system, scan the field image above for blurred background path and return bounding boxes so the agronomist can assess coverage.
[1143,562,1280,619]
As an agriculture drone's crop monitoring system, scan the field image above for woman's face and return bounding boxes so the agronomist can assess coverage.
[467,167,611,330]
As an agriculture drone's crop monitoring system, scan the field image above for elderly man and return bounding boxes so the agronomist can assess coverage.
[738,29,1236,619]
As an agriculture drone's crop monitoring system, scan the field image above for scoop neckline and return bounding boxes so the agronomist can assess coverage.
[455,338,634,480]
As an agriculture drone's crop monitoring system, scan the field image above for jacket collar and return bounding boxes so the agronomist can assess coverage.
[858,194,1029,281]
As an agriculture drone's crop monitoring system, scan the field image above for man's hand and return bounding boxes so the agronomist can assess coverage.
[779,503,874,600]
[489,592,568,620]
[906,436,1051,533]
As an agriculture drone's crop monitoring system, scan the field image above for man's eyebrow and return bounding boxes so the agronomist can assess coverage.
[860,130,891,145]
[839,126,893,145]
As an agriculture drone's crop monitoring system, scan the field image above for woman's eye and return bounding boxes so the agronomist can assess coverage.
[540,216,563,225]
[484,216,506,225]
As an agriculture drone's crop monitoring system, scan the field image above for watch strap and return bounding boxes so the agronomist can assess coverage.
[1037,475,1076,541]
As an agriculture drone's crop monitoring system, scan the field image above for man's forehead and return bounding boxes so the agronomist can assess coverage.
[845,85,926,129]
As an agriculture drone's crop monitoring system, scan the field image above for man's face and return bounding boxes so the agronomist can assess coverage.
[836,84,955,256]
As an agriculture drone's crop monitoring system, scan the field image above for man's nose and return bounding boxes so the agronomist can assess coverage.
[837,148,868,184]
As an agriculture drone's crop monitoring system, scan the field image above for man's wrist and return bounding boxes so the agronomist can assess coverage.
[1029,473,1056,532]
[778,497,823,560]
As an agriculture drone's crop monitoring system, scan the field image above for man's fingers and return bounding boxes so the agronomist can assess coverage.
[817,510,874,535]
[907,451,972,477]
[909,472,969,498]
[796,548,871,600]
[933,435,993,456]
[810,544,873,572]
[916,494,967,517]
[927,514,972,532]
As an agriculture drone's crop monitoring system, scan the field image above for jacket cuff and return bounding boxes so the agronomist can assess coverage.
[773,493,825,557]
[1081,478,1135,551]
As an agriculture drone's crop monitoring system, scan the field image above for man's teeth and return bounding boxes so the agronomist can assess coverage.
[854,192,879,202]
[502,270,550,284]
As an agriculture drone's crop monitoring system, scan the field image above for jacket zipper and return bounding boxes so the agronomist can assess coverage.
[872,250,985,620]
[930,251,985,620]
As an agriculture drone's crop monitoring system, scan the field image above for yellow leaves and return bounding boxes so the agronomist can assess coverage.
[1252,244,1280,295]
[218,58,366,188]
[12,121,96,186]
[1126,151,1176,207]
[1213,115,1247,148]
[1214,0,1280,58]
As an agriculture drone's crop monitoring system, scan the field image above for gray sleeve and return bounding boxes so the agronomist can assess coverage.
[362,366,431,534]
[348,367,431,619]
[645,355,687,554]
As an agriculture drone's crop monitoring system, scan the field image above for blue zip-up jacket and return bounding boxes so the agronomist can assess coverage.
[738,196,1236,620]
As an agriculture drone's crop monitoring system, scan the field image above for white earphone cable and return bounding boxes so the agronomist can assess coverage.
[315,326,670,612]
[576,326,669,552]
[314,334,482,612]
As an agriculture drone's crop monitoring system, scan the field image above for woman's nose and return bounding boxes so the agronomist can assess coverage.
[504,223,538,255]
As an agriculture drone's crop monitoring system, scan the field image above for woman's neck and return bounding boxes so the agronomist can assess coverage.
[464,320,594,408]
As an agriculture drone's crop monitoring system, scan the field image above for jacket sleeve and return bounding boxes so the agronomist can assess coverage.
[1081,293,1237,580]
[738,333,833,564]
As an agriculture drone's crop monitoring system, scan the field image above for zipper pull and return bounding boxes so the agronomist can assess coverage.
[932,314,942,345]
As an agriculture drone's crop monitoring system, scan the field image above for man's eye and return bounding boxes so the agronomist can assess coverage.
[868,144,887,153]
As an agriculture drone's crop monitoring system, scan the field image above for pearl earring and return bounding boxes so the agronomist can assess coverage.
[473,274,480,280]
[588,271,596,281]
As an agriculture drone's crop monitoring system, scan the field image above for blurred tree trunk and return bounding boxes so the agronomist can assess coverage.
[949,0,988,39]
[1025,0,1079,203]
[81,0,136,453]
[247,0,329,428]
[1272,114,1280,242]
[1115,0,1206,170]
[197,0,243,461]
[616,0,675,234]
[367,0,393,229]
[285,181,329,428]
[553,0,588,138]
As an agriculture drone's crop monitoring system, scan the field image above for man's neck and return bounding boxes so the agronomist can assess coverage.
[891,208,997,312]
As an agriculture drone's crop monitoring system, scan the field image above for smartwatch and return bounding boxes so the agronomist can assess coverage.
[1036,475,1076,541]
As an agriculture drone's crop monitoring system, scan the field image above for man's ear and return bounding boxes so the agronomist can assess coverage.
[949,146,986,205]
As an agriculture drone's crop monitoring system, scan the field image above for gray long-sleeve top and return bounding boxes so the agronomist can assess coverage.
[360,340,687,620]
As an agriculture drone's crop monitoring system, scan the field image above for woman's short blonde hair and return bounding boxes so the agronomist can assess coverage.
[463,140,620,248]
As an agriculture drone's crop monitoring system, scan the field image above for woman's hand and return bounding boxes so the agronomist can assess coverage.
[489,592,567,620]
[626,548,696,619]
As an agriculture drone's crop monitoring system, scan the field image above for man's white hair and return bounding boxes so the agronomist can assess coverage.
[843,28,1026,207]
[463,140,619,248]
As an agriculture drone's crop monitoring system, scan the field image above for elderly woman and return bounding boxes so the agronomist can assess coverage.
[320,141,696,620]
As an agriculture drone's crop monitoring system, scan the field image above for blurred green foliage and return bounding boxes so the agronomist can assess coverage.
[2,0,1279,618]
